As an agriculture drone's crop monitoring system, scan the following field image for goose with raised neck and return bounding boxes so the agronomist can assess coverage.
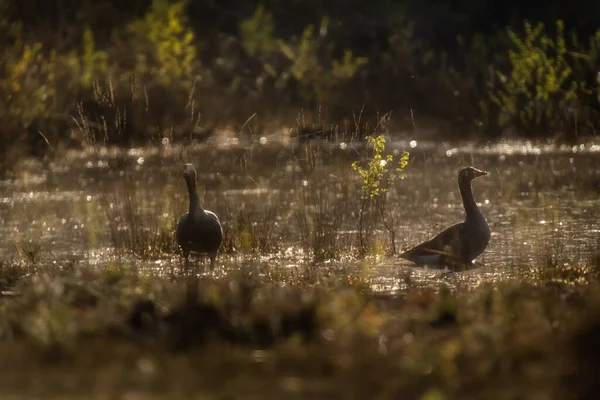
[176,163,223,271]
[399,166,491,270]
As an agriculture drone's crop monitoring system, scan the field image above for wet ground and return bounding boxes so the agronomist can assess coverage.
[1,135,599,292]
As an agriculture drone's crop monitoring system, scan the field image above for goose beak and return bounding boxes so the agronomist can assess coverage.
[473,168,488,178]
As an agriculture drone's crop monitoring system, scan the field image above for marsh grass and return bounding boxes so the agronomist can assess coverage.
[294,106,388,146]
[70,100,420,263]
[4,100,600,397]
[0,258,32,295]
[99,172,183,260]
[1,169,600,397]
[296,161,355,261]
[71,77,206,148]
[234,193,285,254]
[526,211,600,286]
[0,257,599,398]
[12,239,43,265]
[208,189,288,256]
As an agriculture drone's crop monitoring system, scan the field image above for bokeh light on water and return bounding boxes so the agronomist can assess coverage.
[0,137,599,293]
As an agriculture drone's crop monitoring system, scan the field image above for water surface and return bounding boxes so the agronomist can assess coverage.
[1,136,599,293]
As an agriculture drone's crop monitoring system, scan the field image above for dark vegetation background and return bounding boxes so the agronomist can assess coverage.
[1,0,600,173]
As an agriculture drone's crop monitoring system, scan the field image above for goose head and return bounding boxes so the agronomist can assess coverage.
[183,163,197,186]
[459,167,487,183]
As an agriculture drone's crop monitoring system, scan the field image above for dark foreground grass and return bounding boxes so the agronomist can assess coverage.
[1,256,600,399]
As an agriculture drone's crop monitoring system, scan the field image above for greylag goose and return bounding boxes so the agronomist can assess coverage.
[176,163,223,270]
[400,167,491,269]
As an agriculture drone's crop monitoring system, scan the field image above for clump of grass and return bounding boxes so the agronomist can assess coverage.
[99,171,183,260]
[532,218,594,286]
[0,258,31,294]
[226,194,285,254]
[13,238,43,264]
[295,158,354,262]
[588,247,600,277]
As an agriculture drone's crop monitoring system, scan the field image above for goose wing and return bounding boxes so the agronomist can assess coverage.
[400,222,465,262]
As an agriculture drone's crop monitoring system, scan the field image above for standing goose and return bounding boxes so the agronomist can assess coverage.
[400,167,491,269]
[176,163,223,271]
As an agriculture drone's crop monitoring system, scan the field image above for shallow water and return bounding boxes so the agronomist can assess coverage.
[1,136,599,293]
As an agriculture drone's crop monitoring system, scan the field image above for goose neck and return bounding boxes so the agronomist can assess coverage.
[186,179,204,215]
[459,177,479,217]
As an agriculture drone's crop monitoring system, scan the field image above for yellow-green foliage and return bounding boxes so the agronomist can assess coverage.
[491,20,600,133]
[128,0,197,87]
[281,19,368,104]
[238,8,368,105]
[80,28,109,88]
[1,39,50,126]
[352,134,409,253]
[352,135,409,200]
[239,5,279,79]
[0,25,107,128]
[240,6,277,60]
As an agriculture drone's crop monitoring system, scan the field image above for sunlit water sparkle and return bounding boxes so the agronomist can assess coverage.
[1,138,599,293]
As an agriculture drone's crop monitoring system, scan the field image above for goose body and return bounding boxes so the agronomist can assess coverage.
[176,163,223,270]
[400,167,491,269]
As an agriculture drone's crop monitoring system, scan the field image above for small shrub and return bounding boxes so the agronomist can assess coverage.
[0,25,107,174]
[352,125,409,254]
[125,0,198,89]
[236,8,368,109]
[280,18,369,106]
[490,20,600,138]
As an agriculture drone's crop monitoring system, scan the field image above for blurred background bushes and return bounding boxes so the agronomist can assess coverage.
[1,0,600,173]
